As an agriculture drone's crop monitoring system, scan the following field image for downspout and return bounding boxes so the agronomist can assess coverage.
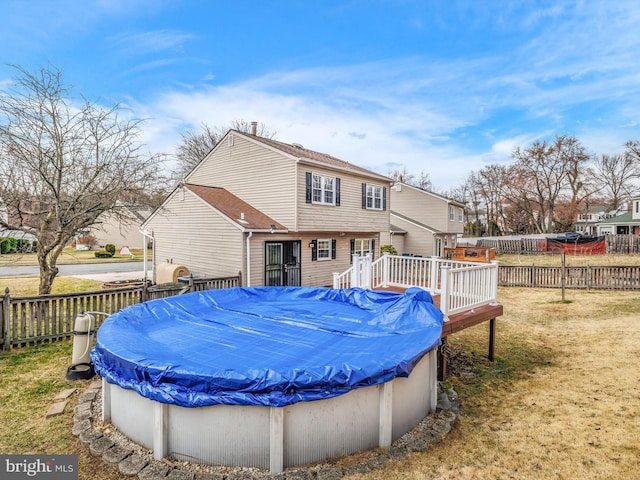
[139,229,155,284]
[246,231,253,287]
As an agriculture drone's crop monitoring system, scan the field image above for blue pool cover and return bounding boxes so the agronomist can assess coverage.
[91,286,443,408]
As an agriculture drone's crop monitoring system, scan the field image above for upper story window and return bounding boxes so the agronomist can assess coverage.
[313,175,335,204]
[366,185,383,210]
[306,172,340,206]
[361,183,387,210]
[458,208,464,222]
[449,206,454,221]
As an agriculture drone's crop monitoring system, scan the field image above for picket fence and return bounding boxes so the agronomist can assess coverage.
[0,275,240,350]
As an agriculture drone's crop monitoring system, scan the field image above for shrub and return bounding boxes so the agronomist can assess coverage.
[0,237,18,254]
[105,244,116,255]
[380,244,398,256]
[16,239,32,253]
[94,251,114,258]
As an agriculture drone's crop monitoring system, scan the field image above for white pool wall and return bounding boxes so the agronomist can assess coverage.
[102,348,438,474]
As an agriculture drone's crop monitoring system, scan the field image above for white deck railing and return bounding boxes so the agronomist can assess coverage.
[333,254,499,320]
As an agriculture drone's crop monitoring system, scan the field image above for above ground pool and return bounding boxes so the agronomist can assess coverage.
[92,286,444,473]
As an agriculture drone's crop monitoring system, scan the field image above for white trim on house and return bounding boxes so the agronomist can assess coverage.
[393,182,465,208]
[297,157,391,183]
[390,212,441,234]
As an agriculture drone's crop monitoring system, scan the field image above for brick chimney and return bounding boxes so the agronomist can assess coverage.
[251,121,257,135]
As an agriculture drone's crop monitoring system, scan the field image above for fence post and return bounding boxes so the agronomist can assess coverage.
[430,256,439,291]
[490,261,499,305]
[2,287,9,351]
[440,266,450,322]
[351,254,360,288]
[362,254,372,289]
[382,253,389,288]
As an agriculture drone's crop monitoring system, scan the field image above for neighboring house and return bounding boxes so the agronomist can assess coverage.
[142,129,391,287]
[574,205,621,236]
[596,195,640,235]
[85,202,151,250]
[382,182,465,257]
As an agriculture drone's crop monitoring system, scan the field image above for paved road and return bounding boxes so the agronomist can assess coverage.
[0,262,149,281]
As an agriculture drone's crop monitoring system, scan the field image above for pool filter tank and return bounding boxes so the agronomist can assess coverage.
[66,313,97,381]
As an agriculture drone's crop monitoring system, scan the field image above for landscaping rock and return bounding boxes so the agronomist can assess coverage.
[89,436,115,456]
[118,453,148,476]
[72,418,91,436]
[79,428,103,444]
[166,469,195,480]
[138,461,170,480]
[103,444,133,465]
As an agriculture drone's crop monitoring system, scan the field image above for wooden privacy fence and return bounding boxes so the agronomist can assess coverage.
[471,234,640,255]
[606,234,640,254]
[0,275,240,350]
[499,265,640,289]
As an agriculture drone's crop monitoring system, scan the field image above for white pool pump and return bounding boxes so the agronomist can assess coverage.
[66,311,108,381]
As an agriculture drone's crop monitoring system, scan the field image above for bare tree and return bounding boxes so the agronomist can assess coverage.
[174,119,276,181]
[507,135,587,233]
[0,65,164,294]
[387,166,415,186]
[589,152,637,212]
[475,164,508,235]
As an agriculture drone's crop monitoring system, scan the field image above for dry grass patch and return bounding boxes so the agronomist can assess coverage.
[2,287,639,480]
[0,276,104,297]
[0,247,145,267]
[497,253,640,267]
[348,287,640,480]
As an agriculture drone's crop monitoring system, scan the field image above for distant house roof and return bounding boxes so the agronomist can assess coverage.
[184,183,287,232]
[239,131,391,182]
[597,212,640,225]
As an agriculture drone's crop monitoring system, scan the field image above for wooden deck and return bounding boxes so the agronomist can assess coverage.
[374,286,504,379]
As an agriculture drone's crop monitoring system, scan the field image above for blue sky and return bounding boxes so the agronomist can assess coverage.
[2,0,640,190]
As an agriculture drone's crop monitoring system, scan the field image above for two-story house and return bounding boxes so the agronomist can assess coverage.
[382,182,465,257]
[596,194,640,235]
[142,129,391,287]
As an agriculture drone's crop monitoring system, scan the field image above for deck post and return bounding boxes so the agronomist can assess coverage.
[382,253,389,288]
[438,336,448,381]
[439,266,450,321]
[351,255,360,288]
[490,261,499,305]
[429,257,439,292]
[488,318,496,361]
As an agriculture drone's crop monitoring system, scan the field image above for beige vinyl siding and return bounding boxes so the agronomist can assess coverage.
[389,233,405,255]
[448,206,465,234]
[91,214,146,250]
[303,233,379,287]
[390,216,435,257]
[297,165,389,233]
[391,185,449,232]
[145,191,244,278]
[247,233,379,287]
[186,134,297,229]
